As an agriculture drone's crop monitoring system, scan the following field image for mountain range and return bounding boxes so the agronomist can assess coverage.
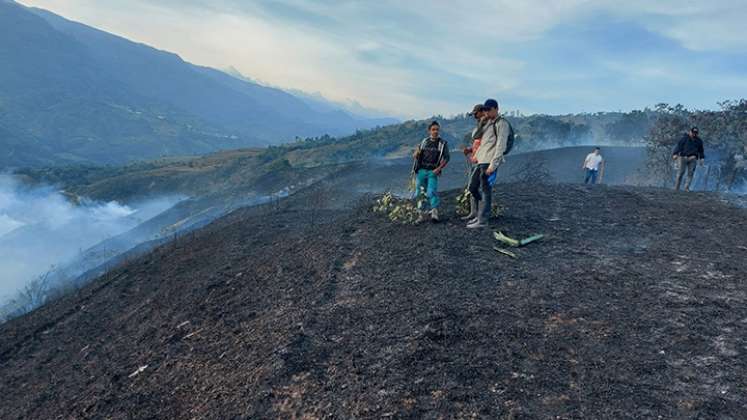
[0,0,396,168]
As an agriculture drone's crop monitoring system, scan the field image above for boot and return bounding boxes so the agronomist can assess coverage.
[430,208,440,222]
[460,197,478,221]
[466,199,489,228]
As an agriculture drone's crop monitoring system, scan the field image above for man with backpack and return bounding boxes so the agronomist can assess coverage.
[466,99,513,228]
[412,121,450,222]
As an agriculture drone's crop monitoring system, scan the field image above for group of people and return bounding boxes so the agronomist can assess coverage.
[584,127,708,192]
[410,102,710,226]
[411,98,510,227]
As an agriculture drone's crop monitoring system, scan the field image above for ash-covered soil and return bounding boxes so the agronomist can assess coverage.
[1,183,745,419]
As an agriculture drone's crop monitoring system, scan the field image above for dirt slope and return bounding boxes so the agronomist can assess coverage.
[1,184,745,419]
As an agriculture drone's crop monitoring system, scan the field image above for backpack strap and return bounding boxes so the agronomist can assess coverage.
[421,137,445,162]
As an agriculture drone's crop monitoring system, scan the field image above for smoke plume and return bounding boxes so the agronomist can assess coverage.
[0,175,180,304]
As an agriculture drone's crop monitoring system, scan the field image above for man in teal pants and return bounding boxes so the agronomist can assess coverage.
[412,121,450,223]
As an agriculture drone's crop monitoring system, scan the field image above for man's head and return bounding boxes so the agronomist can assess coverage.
[428,121,440,139]
[593,147,601,155]
[689,127,699,138]
[483,99,499,118]
[469,104,485,120]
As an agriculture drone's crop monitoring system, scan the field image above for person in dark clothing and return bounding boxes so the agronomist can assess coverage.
[672,127,705,191]
[461,104,486,221]
[412,121,450,222]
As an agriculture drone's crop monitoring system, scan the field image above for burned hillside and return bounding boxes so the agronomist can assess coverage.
[1,183,746,419]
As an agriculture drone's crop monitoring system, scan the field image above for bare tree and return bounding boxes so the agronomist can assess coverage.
[309,183,335,226]
[15,270,54,314]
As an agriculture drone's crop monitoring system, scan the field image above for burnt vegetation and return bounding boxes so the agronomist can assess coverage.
[1,183,745,419]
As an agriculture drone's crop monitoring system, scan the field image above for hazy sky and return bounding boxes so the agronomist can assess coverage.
[18,0,747,118]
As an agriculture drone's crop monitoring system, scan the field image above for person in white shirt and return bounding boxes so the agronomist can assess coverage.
[582,147,605,185]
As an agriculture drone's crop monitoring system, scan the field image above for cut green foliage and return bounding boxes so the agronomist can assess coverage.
[455,189,471,216]
[494,247,518,259]
[373,192,424,225]
[493,231,520,247]
[494,231,545,248]
[456,189,505,217]
[519,234,545,246]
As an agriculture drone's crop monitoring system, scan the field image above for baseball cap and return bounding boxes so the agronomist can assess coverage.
[468,104,485,116]
[484,99,499,109]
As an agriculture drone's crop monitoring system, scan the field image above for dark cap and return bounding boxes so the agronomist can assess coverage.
[484,98,499,109]
[691,126,699,134]
[468,104,485,116]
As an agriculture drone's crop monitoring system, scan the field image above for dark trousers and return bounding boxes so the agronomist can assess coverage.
[468,163,492,221]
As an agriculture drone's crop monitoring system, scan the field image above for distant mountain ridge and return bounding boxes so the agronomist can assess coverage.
[0,1,396,167]
[222,67,400,127]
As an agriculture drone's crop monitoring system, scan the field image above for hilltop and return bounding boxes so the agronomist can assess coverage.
[1,183,745,419]
[16,145,647,203]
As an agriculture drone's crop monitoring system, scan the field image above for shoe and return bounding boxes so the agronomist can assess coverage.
[430,208,440,222]
[416,211,428,224]
[466,220,487,229]
[465,217,478,225]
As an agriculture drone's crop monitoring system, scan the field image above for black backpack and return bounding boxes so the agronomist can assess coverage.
[492,117,515,155]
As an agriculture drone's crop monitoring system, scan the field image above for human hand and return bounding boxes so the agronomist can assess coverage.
[486,166,495,175]
[433,168,442,176]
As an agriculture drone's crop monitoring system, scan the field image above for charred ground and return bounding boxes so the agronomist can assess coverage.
[1,183,746,419]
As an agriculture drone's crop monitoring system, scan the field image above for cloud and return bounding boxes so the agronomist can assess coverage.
[16,0,747,117]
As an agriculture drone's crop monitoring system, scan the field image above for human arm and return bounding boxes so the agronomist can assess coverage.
[433,143,451,175]
[672,137,684,159]
[698,139,705,161]
[463,132,473,156]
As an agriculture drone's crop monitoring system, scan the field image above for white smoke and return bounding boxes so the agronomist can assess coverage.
[0,175,181,304]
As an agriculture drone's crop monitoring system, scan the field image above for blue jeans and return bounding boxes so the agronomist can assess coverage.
[585,169,598,184]
[414,169,440,209]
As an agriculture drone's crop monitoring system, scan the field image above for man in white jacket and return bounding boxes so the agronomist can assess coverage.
[467,99,509,228]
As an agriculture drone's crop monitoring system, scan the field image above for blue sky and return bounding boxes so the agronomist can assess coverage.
[19,0,747,118]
